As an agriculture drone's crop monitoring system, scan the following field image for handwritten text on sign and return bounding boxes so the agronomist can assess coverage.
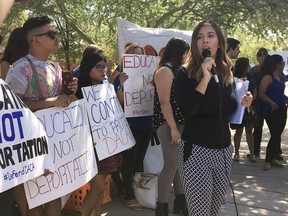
[123,54,158,117]
[24,99,97,209]
[82,84,135,160]
[0,79,52,193]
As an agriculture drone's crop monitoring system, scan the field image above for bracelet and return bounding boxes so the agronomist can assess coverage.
[117,85,124,92]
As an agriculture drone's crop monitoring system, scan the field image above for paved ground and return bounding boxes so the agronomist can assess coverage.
[62,121,288,216]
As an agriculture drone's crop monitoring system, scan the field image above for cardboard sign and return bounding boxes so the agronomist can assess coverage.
[24,99,97,209]
[123,54,158,117]
[117,18,192,57]
[0,79,53,193]
[81,83,135,160]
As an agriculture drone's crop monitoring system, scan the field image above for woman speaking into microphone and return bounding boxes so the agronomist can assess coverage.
[174,20,252,216]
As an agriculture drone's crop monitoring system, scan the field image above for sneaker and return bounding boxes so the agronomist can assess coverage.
[233,154,240,162]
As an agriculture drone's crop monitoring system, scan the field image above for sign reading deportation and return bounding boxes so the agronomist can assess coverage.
[24,99,97,209]
[0,79,52,193]
[123,54,158,117]
[82,83,135,160]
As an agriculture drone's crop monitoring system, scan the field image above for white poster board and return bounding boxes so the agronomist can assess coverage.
[0,79,53,193]
[81,83,135,160]
[117,18,192,57]
[229,78,249,124]
[123,54,158,117]
[24,99,97,209]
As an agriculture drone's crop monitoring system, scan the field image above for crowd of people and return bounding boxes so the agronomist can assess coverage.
[0,13,287,216]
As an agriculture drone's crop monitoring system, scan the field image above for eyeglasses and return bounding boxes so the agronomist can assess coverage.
[257,52,267,58]
[95,64,107,71]
[34,31,57,39]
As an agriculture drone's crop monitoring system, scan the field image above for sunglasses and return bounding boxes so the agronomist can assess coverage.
[34,31,57,39]
[95,64,107,71]
[257,52,267,58]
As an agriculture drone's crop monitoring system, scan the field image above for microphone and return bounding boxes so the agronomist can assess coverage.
[202,48,219,83]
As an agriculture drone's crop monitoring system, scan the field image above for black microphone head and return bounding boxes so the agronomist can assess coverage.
[202,48,211,58]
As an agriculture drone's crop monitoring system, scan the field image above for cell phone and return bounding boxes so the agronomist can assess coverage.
[62,71,74,95]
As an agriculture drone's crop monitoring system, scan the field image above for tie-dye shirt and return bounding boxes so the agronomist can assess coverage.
[5,54,62,101]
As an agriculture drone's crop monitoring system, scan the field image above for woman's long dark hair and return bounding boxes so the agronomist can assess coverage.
[152,37,190,86]
[260,55,277,76]
[76,52,106,99]
[233,57,250,79]
[1,27,29,64]
[157,37,190,71]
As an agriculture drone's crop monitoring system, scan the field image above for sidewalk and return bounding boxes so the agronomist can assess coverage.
[63,121,288,216]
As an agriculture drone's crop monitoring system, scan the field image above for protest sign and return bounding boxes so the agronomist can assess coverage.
[229,77,249,124]
[81,83,135,160]
[117,18,192,57]
[24,99,97,209]
[123,54,158,117]
[0,79,53,193]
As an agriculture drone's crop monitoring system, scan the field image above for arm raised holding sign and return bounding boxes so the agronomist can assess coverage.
[113,43,154,211]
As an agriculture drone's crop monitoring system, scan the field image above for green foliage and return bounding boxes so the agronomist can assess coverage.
[1,0,288,68]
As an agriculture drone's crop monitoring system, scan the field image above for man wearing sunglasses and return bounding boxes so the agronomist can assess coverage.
[5,16,78,216]
[250,47,268,159]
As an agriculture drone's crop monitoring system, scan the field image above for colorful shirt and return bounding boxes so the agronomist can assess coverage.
[5,54,62,101]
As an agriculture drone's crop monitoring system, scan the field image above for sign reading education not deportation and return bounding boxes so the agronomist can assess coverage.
[0,79,53,193]
[24,99,97,209]
[122,54,158,117]
[81,83,135,160]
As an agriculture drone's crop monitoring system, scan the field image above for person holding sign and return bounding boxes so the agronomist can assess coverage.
[75,52,122,216]
[174,20,252,215]
[259,54,287,170]
[109,42,144,84]
[5,16,78,216]
[153,37,190,216]
[114,42,153,211]
[230,58,257,163]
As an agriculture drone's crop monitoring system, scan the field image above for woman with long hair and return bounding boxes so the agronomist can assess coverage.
[0,27,29,79]
[174,20,252,215]
[231,57,257,163]
[259,54,287,170]
[75,52,122,216]
[153,37,190,216]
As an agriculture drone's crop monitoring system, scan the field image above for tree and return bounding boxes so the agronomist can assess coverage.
[1,0,288,67]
